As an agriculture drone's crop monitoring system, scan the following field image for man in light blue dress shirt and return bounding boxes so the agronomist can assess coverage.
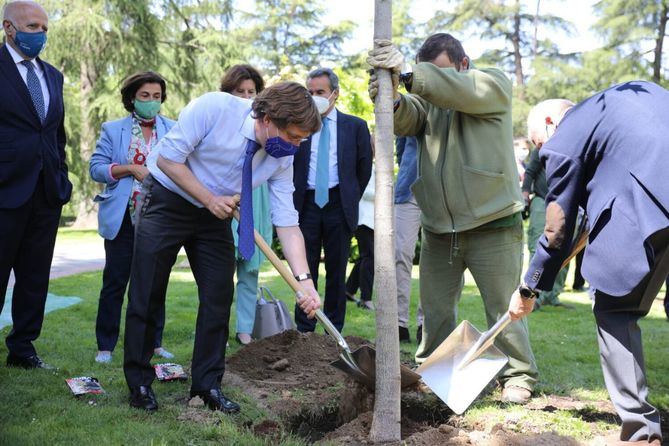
[123,82,322,414]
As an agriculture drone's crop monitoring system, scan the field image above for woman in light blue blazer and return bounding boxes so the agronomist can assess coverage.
[220,65,273,345]
[89,71,176,363]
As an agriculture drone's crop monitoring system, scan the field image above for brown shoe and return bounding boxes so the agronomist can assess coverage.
[501,385,531,404]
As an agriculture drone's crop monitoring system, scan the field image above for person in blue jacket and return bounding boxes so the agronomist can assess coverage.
[89,71,175,364]
[509,83,669,445]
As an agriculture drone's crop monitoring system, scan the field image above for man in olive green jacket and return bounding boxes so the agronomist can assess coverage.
[368,34,537,403]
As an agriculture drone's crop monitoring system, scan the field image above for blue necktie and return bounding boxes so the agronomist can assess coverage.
[315,117,330,207]
[21,60,45,123]
[238,139,261,261]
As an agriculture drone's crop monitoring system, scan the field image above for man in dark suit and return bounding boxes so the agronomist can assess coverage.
[508,84,669,445]
[0,1,72,369]
[293,68,372,332]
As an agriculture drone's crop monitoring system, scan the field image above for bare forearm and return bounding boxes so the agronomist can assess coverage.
[111,164,137,179]
[157,155,214,206]
[276,226,310,276]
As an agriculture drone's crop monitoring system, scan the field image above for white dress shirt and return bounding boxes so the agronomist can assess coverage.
[147,92,299,227]
[307,107,339,189]
[6,43,50,114]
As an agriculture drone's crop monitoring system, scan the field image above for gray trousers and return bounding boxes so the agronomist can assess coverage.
[395,199,423,328]
[592,228,669,443]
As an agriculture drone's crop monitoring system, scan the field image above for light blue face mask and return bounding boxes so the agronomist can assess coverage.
[10,22,47,59]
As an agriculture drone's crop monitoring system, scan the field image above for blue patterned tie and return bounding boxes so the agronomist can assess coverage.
[315,116,330,207]
[238,138,261,260]
[21,60,45,123]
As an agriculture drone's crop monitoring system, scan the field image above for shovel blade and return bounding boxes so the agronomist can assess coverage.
[416,320,508,414]
[330,345,422,390]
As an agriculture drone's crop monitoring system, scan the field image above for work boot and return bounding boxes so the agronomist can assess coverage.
[501,385,531,404]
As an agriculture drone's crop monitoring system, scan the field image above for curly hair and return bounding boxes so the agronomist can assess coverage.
[251,81,321,133]
[120,71,167,113]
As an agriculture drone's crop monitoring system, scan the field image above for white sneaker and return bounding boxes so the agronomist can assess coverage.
[154,347,174,359]
[95,351,112,363]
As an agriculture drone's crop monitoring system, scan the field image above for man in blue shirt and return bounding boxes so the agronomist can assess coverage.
[394,136,423,343]
[124,82,322,414]
[509,84,669,445]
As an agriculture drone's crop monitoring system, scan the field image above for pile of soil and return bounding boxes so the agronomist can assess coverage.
[222,330,662,445]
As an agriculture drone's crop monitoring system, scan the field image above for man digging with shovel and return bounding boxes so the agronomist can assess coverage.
[367,33,538,404]
[509,85,669,446]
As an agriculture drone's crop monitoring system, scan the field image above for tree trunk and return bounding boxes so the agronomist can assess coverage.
[532,0,541,57]
[369,0,401,443]
[653,1,668,83]
[512,0,525,99]
[71,55,99,229]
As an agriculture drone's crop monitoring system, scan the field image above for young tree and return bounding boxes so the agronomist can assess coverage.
[594,0,668,84]
[369,0,401,443]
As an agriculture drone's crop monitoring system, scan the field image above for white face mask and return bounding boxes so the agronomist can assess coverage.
[312,91,335,115]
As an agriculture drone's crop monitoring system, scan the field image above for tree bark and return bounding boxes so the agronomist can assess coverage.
[71,55,99,229]
[653,1,668,83]
[369,0,401,443]
[532,0,541,57]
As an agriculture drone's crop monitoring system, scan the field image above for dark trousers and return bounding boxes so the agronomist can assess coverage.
[592,228,669,442]
[345,225,374,302]
[95,210,165,351]
[573,249,586,289]
[123,176,235,391]
[296,187,352,332]
[664,276,669,320]
[0,175,61,358]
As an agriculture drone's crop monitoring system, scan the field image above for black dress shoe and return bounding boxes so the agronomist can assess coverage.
[129,385,158,412]
[191,388,240,413]
[399,326,411,343]
[6,354,54,370]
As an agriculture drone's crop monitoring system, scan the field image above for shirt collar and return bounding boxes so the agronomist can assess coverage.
[6,43,37,69]
[324,107,337,122]
[239,109,257,142]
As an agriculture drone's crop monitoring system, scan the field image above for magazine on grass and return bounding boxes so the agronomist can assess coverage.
[66,377,105,396]
[154,363,188,381]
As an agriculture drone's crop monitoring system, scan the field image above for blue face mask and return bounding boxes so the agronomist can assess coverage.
[10,23,47,59]
[264,126,299,158]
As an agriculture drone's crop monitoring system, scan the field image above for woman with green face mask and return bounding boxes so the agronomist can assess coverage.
[89,71,176,364]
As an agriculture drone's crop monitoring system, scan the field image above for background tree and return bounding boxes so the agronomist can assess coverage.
[594,0,668,84]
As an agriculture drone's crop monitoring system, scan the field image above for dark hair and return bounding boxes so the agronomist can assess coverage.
[417,33,467,69]
[219,64,265,94]
[120,71,167,112]
[251,82,321,133]
[306,67,339,91]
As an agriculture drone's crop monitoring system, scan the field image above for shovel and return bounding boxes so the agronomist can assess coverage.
[231,209,421,390]
[416,217,589,414]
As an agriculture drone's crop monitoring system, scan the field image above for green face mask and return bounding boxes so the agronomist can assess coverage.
[133,99,161,119]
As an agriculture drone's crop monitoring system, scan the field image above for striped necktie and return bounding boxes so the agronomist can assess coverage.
[21,60,45,123]
[238,138,261,260]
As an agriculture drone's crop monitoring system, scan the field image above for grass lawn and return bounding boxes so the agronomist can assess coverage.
[0,246,668,445]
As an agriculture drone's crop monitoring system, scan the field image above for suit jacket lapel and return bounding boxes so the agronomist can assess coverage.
[0,45,41,126]
[120,116,132,161]
[39,59,58,124]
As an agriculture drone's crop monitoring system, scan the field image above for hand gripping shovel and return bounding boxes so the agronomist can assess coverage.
[232,209,420,390]
[416,218,589,414]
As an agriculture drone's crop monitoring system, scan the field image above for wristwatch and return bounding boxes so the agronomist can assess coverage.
[518,283,537,300]
[294,273,312,282]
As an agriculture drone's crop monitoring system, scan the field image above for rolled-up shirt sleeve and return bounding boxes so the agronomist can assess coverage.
[524,148,584,290]
[156,93,217,163]
[267,161,299,227]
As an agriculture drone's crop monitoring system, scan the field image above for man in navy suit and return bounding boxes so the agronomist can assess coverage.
[0,1,72,369]
[508,84,669,445]
[293,68,372,332]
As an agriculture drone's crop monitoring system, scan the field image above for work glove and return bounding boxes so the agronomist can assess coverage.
[366,39,405,73]
[368,70,400,102]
